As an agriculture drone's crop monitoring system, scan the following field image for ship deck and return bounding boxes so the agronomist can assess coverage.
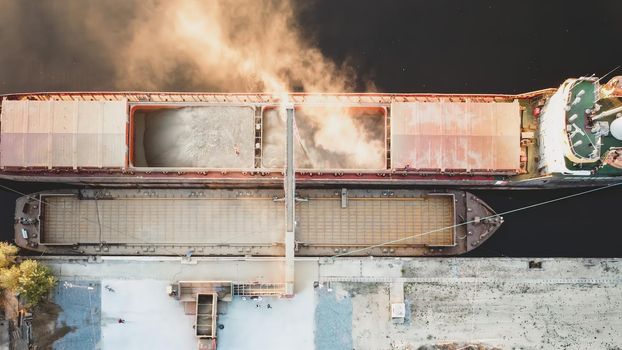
[0,93,529,185]
[564,79,622,172]
[10,188,504,257]
[38,190,455,252]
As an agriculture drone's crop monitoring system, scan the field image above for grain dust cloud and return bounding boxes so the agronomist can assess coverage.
[0,0,384,169]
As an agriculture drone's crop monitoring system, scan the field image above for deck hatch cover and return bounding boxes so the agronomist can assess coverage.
[0,100,127,168]
[390,101,520,172]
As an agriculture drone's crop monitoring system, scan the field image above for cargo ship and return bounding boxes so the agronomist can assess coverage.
[14,188,501,256]
[1,76,621,188]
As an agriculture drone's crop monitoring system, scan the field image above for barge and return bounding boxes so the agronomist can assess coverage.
[14,188,501,256]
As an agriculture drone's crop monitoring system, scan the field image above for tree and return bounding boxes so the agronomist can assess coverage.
[0,259,56,307]
[0,265,20,291]
[0,242,18,268]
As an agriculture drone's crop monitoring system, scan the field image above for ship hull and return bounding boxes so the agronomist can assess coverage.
[2,87,618,189]
[0,91,539,189]
[1,172,618,189]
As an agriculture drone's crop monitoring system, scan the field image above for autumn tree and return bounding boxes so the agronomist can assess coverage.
[0,259,56,307]
[0,264,20,290]
[0,242,18,268]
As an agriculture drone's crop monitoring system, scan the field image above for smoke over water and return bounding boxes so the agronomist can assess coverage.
[0,0,384,169]
[118,0,356,93]
[0,0,356,93]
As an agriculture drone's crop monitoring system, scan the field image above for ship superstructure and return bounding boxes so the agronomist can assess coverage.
[538,76,622,178]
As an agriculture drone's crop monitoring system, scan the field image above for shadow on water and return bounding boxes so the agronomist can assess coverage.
[1,180,620,258]
[466,186,622,258]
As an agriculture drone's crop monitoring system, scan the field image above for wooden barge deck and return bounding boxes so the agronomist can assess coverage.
[14,188,502,256]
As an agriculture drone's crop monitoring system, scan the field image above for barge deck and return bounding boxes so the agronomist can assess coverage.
[15,188,502,257]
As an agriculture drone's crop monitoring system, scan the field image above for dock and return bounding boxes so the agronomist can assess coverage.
[32,256,622,350]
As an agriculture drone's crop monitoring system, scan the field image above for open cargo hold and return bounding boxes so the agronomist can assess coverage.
[132,105,387,171]
[131,106,256,169]
[261,106,387,170]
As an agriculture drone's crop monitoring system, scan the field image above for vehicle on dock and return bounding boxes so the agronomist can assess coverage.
[1,76,621,188]
[14,188,502,256]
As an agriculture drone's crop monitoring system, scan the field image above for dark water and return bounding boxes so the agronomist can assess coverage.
[2,182,620,257]
[466,187,622,257]
[0,0,621,257]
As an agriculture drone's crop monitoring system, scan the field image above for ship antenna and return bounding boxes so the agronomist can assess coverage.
[597,65,621,83]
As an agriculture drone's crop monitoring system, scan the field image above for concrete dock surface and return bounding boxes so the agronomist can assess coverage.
[36,257,622,349]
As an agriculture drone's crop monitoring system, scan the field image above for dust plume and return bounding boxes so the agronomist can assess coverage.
[0,0,385,169]
[0,0,356,93]
[262,107,386,170]
[114,0,384,168]
[118,0,355,93]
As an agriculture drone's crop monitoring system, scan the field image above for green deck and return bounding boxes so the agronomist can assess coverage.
[564,80,622,175]
[566,80,598,161]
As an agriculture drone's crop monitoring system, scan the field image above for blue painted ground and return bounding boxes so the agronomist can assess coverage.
[314,287,352,350]
[52,280,101,350]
